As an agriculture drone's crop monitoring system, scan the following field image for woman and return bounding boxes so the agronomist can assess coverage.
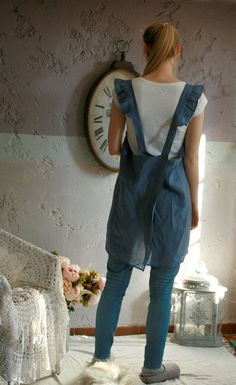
[93,22,207,383]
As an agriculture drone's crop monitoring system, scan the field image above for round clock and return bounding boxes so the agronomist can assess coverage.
[85,60,138,172]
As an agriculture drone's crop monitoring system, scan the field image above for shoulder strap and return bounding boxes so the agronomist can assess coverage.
[114,78,147,154]
[115,79,204,158]
[125,80,147,154]
[162,84,191,157]
[162,84,204,157]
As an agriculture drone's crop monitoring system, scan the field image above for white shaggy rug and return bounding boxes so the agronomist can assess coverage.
[1,335,236,385]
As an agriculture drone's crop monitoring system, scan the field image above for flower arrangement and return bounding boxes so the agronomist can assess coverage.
[52,251,106,311]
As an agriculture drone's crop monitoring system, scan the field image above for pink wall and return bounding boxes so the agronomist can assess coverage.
[0,0,235,141]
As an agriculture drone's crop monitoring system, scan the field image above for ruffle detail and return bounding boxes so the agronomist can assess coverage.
[114,78,204,128]
[178,84,204,126]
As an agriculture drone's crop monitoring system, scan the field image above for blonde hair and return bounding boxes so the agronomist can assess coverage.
[143,22,180,75]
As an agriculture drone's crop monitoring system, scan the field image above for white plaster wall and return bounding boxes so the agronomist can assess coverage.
[201,142,236,323]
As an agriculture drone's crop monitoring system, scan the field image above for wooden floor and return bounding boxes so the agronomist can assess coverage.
[223,334,236,341]
[71,324,236,338]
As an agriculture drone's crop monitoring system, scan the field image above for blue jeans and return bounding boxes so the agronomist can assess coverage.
[95,255,180,369]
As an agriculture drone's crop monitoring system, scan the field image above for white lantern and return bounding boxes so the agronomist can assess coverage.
[172,262,227,347]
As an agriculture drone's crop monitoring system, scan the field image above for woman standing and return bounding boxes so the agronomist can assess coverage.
[93,22,207,383]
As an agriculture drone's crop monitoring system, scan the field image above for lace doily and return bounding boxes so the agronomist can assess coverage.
[0,228,69,383]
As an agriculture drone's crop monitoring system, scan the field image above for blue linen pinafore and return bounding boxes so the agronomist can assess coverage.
[106,79,204,271]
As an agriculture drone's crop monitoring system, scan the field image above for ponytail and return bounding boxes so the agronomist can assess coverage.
[143,22,180,75]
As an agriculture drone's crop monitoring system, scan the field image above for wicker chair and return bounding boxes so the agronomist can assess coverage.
[0,228,69,384]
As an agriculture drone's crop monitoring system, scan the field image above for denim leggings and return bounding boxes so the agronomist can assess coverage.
[95,255,180,369]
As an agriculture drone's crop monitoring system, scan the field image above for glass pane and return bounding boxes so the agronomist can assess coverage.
[182,292,214,337]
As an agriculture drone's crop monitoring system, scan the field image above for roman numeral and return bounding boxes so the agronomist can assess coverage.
[95,104,105,109]
[100,139,108,153]
[103,86,112,98]
[95,127,104,141]
[94,115,103,124]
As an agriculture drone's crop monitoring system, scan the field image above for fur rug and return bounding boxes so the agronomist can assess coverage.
[77,361,136,385]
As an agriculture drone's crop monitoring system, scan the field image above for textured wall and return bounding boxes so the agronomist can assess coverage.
[0,0,236,139]
[0,0,236,327]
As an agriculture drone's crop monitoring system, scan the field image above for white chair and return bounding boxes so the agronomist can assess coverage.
[0,228,69,384]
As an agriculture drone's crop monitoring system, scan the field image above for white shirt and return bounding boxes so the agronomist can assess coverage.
[113,77,208,158]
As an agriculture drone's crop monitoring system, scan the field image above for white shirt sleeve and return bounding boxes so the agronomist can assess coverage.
[193,92,208,117]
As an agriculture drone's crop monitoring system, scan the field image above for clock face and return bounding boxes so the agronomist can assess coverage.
[86,68,136,172]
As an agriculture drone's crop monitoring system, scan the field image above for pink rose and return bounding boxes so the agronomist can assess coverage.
[65,285,81,301]
[98,276,106,291]
[63,279,72,296]
[63,264,80,282]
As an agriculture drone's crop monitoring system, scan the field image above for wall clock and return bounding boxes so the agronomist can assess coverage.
[85,44,138,172]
